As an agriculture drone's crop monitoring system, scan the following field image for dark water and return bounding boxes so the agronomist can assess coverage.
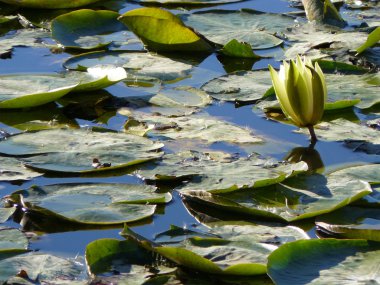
[0,0,378,261]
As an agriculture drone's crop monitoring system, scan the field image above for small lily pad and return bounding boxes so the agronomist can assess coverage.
[6,183,169,225]
[201,70,273,102]
[267,239,380,285]
[0,252,84,284]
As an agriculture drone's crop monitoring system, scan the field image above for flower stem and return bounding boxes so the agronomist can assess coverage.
[307,125,318,146]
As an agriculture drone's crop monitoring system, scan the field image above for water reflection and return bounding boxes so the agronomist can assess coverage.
[284,144,325,174]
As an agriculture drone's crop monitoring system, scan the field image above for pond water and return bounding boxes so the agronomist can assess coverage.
[0,0,379,283]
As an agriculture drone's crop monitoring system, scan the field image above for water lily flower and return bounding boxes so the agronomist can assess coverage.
[268,56,327,143]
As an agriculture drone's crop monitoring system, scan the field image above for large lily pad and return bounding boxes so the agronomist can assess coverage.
[201,70,273,102]
[0,0,101,9]
[0,129,163,174]
[123,112,263,145]
[0,67,127,109]
[123,222,307,276]
[0,252,84,284]
[51,9,131,50]
[118,8,214,52]
[137,150,307,193]
[0,157,40,181]
[316,206,380,241]
[6,183,169,225]
[181,170,372,221]
[325,72,380,109]
[267,239,380,285]
[64,50,193,82]
[181,9,296,49]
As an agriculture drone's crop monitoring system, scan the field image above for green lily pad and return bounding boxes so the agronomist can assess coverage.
[0,0,101,9]
[0,252,84,284]
[181,9,296,49]
[326,72,380,109]
[0,227,28,251]
[7,183,169,225]
[123,222,307,276]
[137,151,307,193]
[0,129,163,174]
[149,86,212,108]
[51,9,130,50]
[220,39,261,59]
[201,70,274,102]
[86,238,175,276]
[64,50,193,82]
[118,8,214,52]
[316,206,380,241]
[123,113,263,145]
[181,171,372,221]
[0,67,126,109]
[0,157,40,181]
[267,239,380,285]
[283,23,370,60]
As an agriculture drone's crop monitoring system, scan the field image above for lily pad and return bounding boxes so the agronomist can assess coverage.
[123,113,263,145]
[0,157,40,181]
[0,208,16,223]
[137,150,307,193]
[299,119,380,154]
[118,8,214,52]
[86,238,175,277]
[201,70,274,102]
[123,222,307,276]
[267,239,380,285]
[0,129,163,174]
[316,206,380,241]
[325,72,380,109]
[64,50,193,82]
[6,183,169,225]
[0,252,84,284]
[0,0,101,9]
[0,29,50,55]
[181,9,296,49]
[51,9,129,50]
[181,171,372,221]
[0,227,28,251]
[0,68,127,109]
